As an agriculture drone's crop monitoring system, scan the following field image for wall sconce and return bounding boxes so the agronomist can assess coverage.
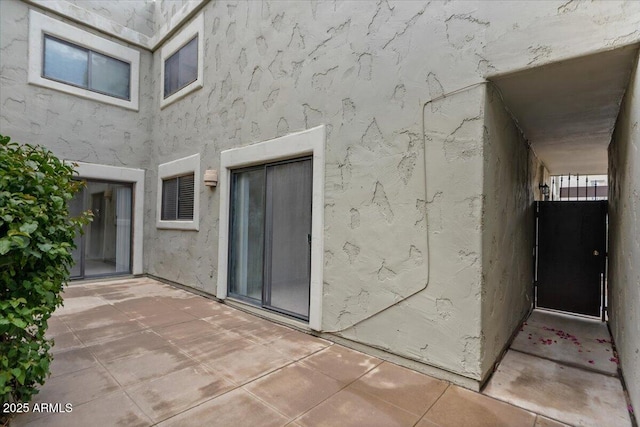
[539,183,550,198]
[204,169,218,188]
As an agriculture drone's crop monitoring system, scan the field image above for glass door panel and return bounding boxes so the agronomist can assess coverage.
[69,180,132,279]
[115,186,132,273]
[229,168,265,301]
[228,158,312,321]
[264,159,312,319]
[69,187,85,279]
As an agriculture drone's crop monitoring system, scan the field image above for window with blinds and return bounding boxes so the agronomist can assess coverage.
[161,174,195,221]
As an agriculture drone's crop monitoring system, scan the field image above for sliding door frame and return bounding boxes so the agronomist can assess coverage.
[227,157,312,321]
[217,126,325,330]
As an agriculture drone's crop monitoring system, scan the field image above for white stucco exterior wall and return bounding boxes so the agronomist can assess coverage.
[0,0,154,170]
[64,0,155,37]
[479,85,539,379]
[608,54,640,420]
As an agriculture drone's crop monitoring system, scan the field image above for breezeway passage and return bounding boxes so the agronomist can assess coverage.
[11,277,582,427]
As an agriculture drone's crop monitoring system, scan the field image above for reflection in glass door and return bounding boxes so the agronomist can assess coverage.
[228,157,312,320]
[70,180,133,279]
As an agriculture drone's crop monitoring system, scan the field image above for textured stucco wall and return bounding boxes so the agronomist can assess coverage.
[144,0,489,379]
[65,0,155,37]
[0,0,154,170]
[143,0,640,382]
[608,54,640,420]
[479,85,537,379]
[337,85,486,380]
[153,0,198,36]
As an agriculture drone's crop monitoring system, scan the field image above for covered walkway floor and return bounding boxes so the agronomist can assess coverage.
[484,310,632,427]
[11,278,614,426]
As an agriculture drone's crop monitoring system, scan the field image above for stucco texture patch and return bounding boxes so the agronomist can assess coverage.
[608,54,640,421]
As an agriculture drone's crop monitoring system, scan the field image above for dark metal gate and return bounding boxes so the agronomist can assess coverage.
[534,201,607,318]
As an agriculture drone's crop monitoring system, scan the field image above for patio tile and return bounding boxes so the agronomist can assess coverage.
[266,331,332,360]
[207,342,293,385]
[91,280,175,302]
[414,419,443,427]
[60,304,131,330]
[156,388,288,427]
[232,319,295,345]
[160,295,225,318]
[126,364,235,423]
[44,317,71,338]
[202,308,261,330]
[86,329,168,362]
[111,296,172,316]
[30,365,119,409]
[60,285,100,298]
[72,319,147,346]
[49,347,99,378]
[535,416,572,427]
[245,362,343,419]
[49,331,84,353]
[300,344,382,384]
[12,390,152,427]
[112,297,199,328]
[423,385,536,427]
[152,318,221,344]
[136,309,199,328]
[175,330,249,363]
[296,388,418,427]
[102,345,196,387]
[350,362,448,416]
[54,296,106,316]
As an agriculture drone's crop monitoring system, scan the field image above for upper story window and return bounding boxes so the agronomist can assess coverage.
[28,10,140,110]
[43,35,131,100]
[160,14,204,108]
[164,36,198,98]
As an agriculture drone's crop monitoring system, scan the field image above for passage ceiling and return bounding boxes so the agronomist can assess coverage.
[490,46,639,175]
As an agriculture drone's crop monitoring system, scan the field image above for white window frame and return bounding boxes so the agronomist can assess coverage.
[217,126,326,331]
[28,10,140,111]
[160,13,204,109]
[71,162,145,275]
[157,154,200,230]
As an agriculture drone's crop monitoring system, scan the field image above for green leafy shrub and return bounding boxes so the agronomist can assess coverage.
[0,134,90,416]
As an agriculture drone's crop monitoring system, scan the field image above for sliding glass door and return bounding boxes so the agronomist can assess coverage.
[228,157,312,320]
[70,180,133,279]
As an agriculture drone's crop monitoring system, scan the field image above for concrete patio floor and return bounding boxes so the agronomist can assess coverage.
[9,277,606,426]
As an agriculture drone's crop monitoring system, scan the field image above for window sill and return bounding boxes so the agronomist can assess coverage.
[156,220,199,231]
[160,80,203,109]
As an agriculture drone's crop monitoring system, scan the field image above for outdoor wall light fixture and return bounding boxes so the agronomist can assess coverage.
[204,169,218,187]
[539,183,550,197]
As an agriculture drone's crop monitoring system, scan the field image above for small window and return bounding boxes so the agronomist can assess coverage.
[161,174,195,221]
[164,36,198,98]
[43,35,131,100]
[160,14,204,108]
[157,153,200,230]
